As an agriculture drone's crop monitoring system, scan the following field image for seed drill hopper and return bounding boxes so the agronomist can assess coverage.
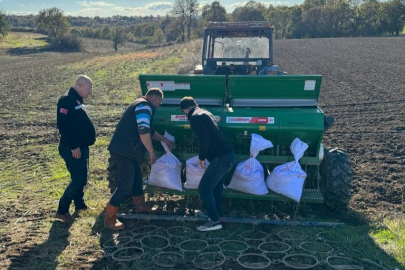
[139,22,352,210]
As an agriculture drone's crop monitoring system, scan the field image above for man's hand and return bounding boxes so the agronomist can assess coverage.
[71,147,81,159]
[149,151,157,165]
[199,159,206,170]
[165,139,177,151]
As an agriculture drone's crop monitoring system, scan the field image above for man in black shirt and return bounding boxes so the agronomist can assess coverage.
[180,97,236,231]
[55,75,96,222]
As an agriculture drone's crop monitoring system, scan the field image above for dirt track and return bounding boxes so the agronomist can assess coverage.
[275,37,405,215]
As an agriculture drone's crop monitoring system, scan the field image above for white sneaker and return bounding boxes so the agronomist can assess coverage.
[196,221,222,232]
[195,210,208,218]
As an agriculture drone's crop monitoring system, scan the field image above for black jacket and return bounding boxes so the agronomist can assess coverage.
[57,87,96,149]
[108,97,156,162]
[188,107,233,162]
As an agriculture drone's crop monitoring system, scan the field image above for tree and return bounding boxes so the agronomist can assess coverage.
[110,16,127,51]
[356,0,382,36]
[102,25,112,39]
[151,27,166,45]
[0,11,10,37]
[201,1,227,24]
[267,6,293,39]
[321,2,354,37]
[112,26,126,51]
[380,0,405,36]
[232,1,267,21]
[36,7,70,39]
[290,6,306,38]
[171,0,200,41]
[161,17,181,42]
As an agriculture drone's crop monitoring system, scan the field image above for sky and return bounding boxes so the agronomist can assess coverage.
[0,0,297,17]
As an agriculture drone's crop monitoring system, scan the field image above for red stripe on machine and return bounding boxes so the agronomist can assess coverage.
[226,117,274,124]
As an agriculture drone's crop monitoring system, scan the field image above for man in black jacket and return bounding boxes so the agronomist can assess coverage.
[180,97,236,231]
[105,88,175,230]
[55,75,96,222]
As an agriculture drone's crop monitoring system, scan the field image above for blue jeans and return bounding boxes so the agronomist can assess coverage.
[57,144,89,214]
[198,152,236,223]
[108,152,144,207]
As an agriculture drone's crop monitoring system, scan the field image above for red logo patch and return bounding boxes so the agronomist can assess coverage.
[249,117,269,124]
[60,108,68,114]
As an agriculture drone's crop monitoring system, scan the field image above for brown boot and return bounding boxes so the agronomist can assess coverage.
[133,194,160,214]
[55,212,77,222]
[104,203,125,230]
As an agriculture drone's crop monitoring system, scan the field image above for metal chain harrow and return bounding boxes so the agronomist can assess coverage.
[100,225,389,269]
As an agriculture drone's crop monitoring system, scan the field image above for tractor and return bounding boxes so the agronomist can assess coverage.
[139,22,352,210]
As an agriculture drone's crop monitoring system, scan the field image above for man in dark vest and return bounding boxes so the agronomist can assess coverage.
[55,75,96,222]
[105,88,175,230]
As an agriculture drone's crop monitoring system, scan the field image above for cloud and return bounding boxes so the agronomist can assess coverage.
[78,7,112,15]
[117,2,173,13]
[76,1,174,17]
[260,1,290,6]
[145,2,173,11]
[77,1,116,7]
[226,1,248,9]
[6,10,36,15]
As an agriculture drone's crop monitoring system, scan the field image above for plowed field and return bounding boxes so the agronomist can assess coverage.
[0,35,404,270]
[275,37,405,215]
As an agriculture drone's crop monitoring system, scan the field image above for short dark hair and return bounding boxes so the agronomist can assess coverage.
[146,88,163,98]
[179,96,197,110]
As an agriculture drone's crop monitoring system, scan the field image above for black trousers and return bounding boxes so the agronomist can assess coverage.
[57,143,89,214]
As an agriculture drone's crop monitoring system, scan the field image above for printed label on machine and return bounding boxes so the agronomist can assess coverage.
[174,83,190,90]
[147,81,175,91]
[304,80,316,91]
[171,115,221,122]
[226,117,274,124]
[146,81,190,91]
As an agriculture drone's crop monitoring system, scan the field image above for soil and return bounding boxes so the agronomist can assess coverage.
[275,37,405,216]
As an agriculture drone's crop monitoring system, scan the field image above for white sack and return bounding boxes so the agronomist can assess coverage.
[148,132,183,191]
[184,156,210,189]
[266,138,308,202]
[227,134,273,195]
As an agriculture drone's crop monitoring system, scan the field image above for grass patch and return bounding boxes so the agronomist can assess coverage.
[371,218,405,266]
[0,32,49,49]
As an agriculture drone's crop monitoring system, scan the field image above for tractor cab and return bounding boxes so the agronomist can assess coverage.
[201,21,274,76]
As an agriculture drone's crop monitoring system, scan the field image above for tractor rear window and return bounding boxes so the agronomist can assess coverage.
[213,37,269,59]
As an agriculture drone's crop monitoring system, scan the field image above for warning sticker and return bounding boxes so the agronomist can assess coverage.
[171,115,221,122]
[226,117,274,124]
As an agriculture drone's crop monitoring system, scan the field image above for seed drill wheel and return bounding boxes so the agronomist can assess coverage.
[320,148,353,211]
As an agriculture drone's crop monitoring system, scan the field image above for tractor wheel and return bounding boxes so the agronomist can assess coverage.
[320,148,352,211]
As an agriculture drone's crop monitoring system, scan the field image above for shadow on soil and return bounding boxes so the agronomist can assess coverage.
[8,221,72,270]
[86,197,402,270]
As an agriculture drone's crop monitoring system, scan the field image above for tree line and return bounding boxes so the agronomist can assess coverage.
[1,0,404,48]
